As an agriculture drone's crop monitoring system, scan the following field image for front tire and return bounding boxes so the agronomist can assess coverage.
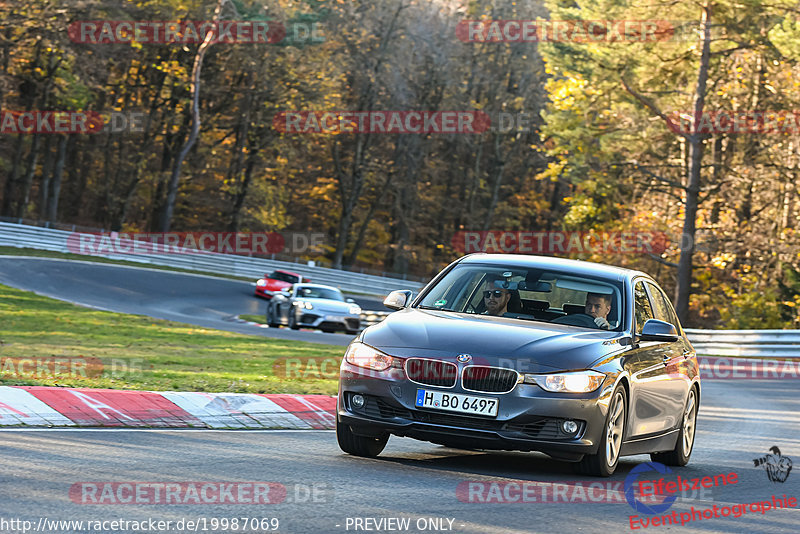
[336,416,388,457]
[575,385,626,477]
[651,386,698,466]
[288,312,299,330]
[266,305,278,328]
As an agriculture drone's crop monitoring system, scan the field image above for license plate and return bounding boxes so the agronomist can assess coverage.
[415,389,498,417]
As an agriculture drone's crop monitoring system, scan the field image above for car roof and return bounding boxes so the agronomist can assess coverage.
[457,253,647,283]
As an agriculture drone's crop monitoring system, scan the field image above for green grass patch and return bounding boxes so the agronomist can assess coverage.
[0,283,343,394]
[239,314,266,324]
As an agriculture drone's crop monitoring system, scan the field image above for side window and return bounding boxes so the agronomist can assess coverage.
[647,282,681,330]
[634,281,655,334]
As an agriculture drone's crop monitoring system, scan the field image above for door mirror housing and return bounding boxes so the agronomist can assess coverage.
[639,319,679,342]
[384,290,413,310]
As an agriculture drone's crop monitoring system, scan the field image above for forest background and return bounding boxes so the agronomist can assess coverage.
[2,0,799,329]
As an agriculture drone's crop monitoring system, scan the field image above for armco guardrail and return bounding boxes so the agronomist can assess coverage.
[684,328,800,359]
[0,222,426,297]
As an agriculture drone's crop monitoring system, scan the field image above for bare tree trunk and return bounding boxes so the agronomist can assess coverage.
[227,86,253,232]
[481,135,507,232]
[331,2,405,269]
[46,135,67,222]
[38,135,54,219]
[2,134,25,216]
[331,136,370,269]
[782,143,796,230]
[344,171,394,267]
[16,133,41,218]
[159,0,226,232]
[621,4,712,325]
[65,137,88,219]
[675,4,712,324]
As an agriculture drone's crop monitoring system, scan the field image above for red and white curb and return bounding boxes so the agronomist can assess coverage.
[0,386,336,429]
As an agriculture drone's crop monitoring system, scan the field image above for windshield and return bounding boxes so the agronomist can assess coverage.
[417,264,623,331]
[296,286,344,301]
[269,271,300,284]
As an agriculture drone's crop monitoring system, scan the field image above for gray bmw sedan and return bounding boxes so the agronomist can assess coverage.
[336,254,700,476]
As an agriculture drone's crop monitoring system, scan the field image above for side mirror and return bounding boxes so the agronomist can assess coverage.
[639,319,679,342]
[346,298,355,303]
[281,288,292,296]
[384,290,413,311]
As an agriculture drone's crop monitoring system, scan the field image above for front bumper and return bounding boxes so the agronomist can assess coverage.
[337,361,613,460]
[254,287,274,298]
[296,310,360,331]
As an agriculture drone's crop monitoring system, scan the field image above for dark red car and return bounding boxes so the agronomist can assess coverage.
[254,269,309,298]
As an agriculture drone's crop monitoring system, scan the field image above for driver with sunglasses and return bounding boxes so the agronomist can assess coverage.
[481,278,511,316]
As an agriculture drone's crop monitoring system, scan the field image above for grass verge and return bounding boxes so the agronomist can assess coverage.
[0,283,342,394]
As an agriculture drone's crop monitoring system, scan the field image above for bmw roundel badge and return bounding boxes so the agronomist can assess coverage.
[457,354,472,363]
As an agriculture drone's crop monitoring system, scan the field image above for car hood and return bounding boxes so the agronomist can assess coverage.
[362,308,627,372]
[301,298,354,314]
[265,279,291,291]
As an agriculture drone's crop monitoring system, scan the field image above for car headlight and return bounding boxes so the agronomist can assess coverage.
[344,342,394,371]
[349,305,361,315]
[293,301,313,310]
[256,279,267,287]
[523,370,606,393]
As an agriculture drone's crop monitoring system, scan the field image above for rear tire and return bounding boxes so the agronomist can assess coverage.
[336,416,388,457]
[651,386,698,466]
[575,384,626,477]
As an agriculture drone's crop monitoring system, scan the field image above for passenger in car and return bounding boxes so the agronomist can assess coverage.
[585,292,612,329]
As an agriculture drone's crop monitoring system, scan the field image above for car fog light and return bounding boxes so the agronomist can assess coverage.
[561,420,578,434]
[351,394,365,408]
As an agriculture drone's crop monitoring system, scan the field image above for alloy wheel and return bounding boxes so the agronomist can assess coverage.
[682,389,697,456]
[606,391,625,467]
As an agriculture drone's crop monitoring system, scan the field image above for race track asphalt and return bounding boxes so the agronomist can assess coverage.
[2,256,799,533]
[0,256,389,346]
[0,379,798,533]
